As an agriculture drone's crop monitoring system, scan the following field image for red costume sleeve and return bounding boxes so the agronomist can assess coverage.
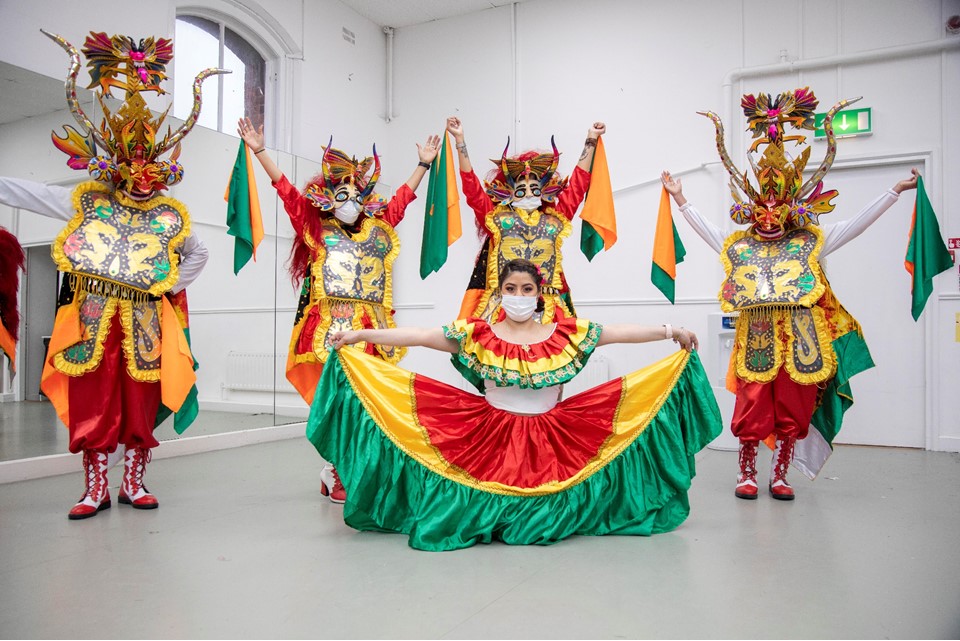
[272,174,309,236]
[554,166,592,221]
[460,170,494,229]
[380,184,417,228]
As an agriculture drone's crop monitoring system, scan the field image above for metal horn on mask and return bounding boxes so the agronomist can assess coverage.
[539,135,560,188]
[797,96,862,200]
[359,144,381,201]
[41,29,109,151]
[156,67,230,154]
[499,137,514,187]
[698,110,759,203]
[321,136,335,187]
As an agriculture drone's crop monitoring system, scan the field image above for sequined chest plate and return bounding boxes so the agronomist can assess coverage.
[719,227,825,312]
[486,207,569,289]
[309,218,399,304]
[53,182,188,296]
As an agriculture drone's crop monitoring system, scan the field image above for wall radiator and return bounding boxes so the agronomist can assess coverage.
[562,354,610,396]
[224,352,298,394]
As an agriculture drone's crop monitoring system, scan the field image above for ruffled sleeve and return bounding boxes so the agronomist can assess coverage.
[442,317,602,392]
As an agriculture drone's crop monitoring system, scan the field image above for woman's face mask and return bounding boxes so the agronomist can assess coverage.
[334,199,361,224]
[501,295,537,322]
[511,177,542,211]
[512,196,542,211]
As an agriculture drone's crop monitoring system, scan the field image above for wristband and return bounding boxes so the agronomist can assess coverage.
[254,148,266,155]
[418,161,431,169]
[663,323,672,340]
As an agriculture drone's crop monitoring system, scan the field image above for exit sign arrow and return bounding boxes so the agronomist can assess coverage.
[815,107,872,139]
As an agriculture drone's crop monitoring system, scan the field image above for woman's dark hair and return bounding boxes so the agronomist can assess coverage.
[499,258,545,313]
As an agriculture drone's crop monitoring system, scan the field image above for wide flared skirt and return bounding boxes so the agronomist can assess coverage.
[307,348,722,551]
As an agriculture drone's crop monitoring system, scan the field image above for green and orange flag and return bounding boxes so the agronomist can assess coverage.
[580,136,618,261]
[904,175,952,320]
[651,186,686,303]
[420,132,462,278]
[225,141,264,275]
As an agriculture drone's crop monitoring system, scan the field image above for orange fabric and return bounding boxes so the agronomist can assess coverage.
[0,319,15,372]
[457,288,484,320]
[245,144,264,258]
[443,133,462,245]
[579,136,617,250]
[159,295,196,412]
[652,187,679,278]
[41,302,86,426]
[286,355,323,405]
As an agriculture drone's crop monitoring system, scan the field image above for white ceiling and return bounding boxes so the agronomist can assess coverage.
[339,0,524,28]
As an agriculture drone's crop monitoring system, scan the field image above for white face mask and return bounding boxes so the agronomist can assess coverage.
[512,196,542,211]
[334,200,361,224]
[501,295,537,322]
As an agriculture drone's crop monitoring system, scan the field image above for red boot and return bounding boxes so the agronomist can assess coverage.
[68,450,111,520]
[735,440,759,500]
[319,464,346,504]
[118,447,159,509]
[769,437,796,501]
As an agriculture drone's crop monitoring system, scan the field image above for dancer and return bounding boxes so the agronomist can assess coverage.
[238,117,440,503]
[0,226,25,377]
[446,117,605,322]
[0,31,219,519]
[662,87,919,500]
[307,258,721,551]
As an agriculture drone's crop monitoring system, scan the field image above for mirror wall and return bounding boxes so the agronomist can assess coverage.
[0,61,315,462]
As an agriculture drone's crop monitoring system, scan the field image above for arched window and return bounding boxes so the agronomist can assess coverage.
[174,15,266,136]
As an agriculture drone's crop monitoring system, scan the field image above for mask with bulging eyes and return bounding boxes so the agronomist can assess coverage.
[511,177,543,211]
[334,199,361,224]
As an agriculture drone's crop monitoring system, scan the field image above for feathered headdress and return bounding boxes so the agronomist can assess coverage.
[700,87,859,231]
[44,30,229,195]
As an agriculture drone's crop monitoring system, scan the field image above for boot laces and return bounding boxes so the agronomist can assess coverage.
[331,467,345,493]
[739,442,758,479]
[774,439,795,480]
[126,448,152,491]
[82,451,107,500]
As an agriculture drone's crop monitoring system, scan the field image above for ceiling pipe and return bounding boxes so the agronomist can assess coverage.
[384,26,395,123]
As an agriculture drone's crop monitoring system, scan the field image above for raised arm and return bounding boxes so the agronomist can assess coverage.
[238,117,282,184]
[820,167,919,257]
[661,170,725,254]
[331,327,458,353]
[576,122,606,173]
[598,323,698,352]
[403,134,441,192]
[0,176,75,220]
[446,117,472,174]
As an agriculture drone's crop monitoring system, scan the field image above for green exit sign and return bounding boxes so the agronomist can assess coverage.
[814,107,872,139]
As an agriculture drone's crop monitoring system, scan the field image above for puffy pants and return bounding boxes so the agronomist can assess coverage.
[731,367,818,442]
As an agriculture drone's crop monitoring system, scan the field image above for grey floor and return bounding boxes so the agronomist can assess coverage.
[0,400,302,461]
[0,440,958,639]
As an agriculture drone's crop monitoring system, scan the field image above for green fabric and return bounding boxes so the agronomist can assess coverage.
[419,143,450,279]
[153,327,200,434]
[651,220,686,304]
[580,221,604,262]
[226,141,255,275]
[810,331,875,446]
[306,351,722,552]
[905,176,952,321]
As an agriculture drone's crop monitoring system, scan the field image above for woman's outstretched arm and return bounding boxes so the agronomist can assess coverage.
[597,324,698,352]
[331,327,459,353]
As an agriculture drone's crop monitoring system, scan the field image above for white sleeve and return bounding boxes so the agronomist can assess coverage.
[171,233,209,293]
[0,177,75,221]
[678,202,725,254]
[820,190,900,257]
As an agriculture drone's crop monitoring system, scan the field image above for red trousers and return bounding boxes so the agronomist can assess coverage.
[731,367,818,442]
[66,313,161,454]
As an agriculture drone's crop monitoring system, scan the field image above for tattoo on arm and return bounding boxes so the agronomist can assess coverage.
[579,147,589,161]
[456,142,469,158]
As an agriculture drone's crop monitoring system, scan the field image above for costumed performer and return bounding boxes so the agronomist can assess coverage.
[238,117,441,503]
[445,116,605,322]
[308,258,722,551]
[0,226,25,377]
[0,30,220,519]
[661,87,919,501]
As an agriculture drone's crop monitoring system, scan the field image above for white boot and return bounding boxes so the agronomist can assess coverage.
[68,451,111,520]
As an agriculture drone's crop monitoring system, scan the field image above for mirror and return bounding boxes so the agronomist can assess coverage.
[0,60,308,463]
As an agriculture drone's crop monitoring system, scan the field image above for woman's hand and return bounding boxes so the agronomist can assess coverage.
[417,134,442,164]
[446,116,465,141]
[237,117,265,151]
[674,327,699,352]
[588,121,606,139]
[661,170,688,207]
[330,330,363,350]
[893,167,921,194]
